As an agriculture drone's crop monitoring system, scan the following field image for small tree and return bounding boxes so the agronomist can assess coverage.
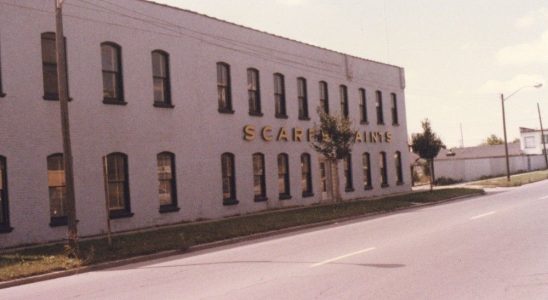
[411,119,445,191]
[311,108,357,202]
[483,134,504,145]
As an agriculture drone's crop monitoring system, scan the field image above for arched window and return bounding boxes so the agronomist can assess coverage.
[319,81,329,114]
[380,151,388,187]
[376,90,384,125]
[217,62,232,113]
[340,85,349,118]
[47,153,67,226]
[152,50,172,107]
[301,153,313,197]
[248,68,261,116]
[221,153,237,204]
[359,88,367,124]
[101,42,124,104]
[0,156,11,232]
[252,153,266,201]
[104,153,132,218]
[391,93,399,125]
[41,32,69,100]
[274,73,287,118]
[297,77,309,120]
[278,153,291,199]
[395,151,403,184]
[158,152,178,212]
[362,152,372,189]
[344,153,354,191]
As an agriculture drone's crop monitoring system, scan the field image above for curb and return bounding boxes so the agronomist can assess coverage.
[0,191,484,290]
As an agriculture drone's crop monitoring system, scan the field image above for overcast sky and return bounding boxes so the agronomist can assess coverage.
[154,0,548,148]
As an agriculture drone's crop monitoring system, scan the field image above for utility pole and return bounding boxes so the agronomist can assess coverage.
[55,0,79,255]
[537,102,548,169]
[501,93,511,181]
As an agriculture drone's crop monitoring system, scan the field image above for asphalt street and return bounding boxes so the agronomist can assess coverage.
[2,182,548,299]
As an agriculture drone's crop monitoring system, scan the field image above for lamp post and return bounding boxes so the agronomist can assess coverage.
[501,83,543,181]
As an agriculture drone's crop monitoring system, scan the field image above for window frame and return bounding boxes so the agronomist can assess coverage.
[0,156,12,233]
[340,85,349,118]
[274,73,287,118]
[104,152,132,218]
[151,50,173,108]
[362,152,372,190]
[376,90,384,125]
[217,62,233,113]
[319,81,329,114]
[157,152,179,213]
[41,32,69,101]
[278,153,291,199]
[380,151,389,187]
[391,93,399,125]
[252,153,267,202]
[221,153,238,205]
[101,42,125,105]
[0,38,4,97]
[301,153,313,197]
[247,68,262,116]
[395,151,404,185]
[297,77,309,120]
[344,153,354,192]
[359,88,367,124]
[47,153,68,226]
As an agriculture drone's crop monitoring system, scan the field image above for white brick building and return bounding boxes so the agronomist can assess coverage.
[0,0,410,248]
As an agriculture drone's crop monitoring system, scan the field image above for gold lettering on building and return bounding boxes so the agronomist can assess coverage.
[277,127,289,141]
[307,128,315,142]
[385,131,392,143]
[261,126,273,141]
[243,125,256,141]
[355,131,363,143]
[293,127,304,142]
[370,132,378,143]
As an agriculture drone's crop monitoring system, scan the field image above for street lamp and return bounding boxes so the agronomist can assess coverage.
[501,83,543,181]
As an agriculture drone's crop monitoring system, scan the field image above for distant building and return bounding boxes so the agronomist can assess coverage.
[520,127,548,155]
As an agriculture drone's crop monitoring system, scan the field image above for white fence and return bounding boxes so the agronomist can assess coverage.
[434,155,547,182]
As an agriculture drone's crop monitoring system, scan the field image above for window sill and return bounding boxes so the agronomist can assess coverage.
[103,99,127,105]
[298,116,311,121]
[109,210,134,219]
[345,187,355,193]
[0,93,6,98]
[153,102,175,109]
[360,121,369,125]
[392,123,400,126]
[275,114,288,119]
[49,216,68,227]
[249,111,263,117]
[43,95,73,101]
[364,186,373,190]
[396,181,404,186]
[381,183,389,188]
[223,198,239,206]
[254,196,268,202]
[302,191,314,198]
[218,108,235,114]
[0,226,13,233]
[279,194,292,200]
[159,205,180,213]
[377,122,385,126]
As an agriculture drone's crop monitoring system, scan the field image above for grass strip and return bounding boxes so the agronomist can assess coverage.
[470,170,548,187]
[0,188,483,282]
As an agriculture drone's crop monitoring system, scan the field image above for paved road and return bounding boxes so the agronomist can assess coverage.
[2,182,548,299]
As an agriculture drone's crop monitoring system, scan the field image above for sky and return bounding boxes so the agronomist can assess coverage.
[154,0,548,148]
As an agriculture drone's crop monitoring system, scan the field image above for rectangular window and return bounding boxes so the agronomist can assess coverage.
[362,152,372,189]
[380,152,388,187]
[524,136,536,148]
[274,73,287,118]
[0,38,4,97]
[41,32,69,100]
[301,153,313,197]
[48,154,67,226]
[376,90,384,125]
[391,93,399,125]
[359,88,367,123]
[104,153,132,218]
[248,68,261,115]
[152,51,172,107]
[0,156,11,232]
[543,134,548,144]
[319,81,329,114]
[158,152,178,212]
[221,153,237,204]
[101,42,125,104]
[344,153,354,192]
[252,153,267,201]
[298,77,309,120]
[395,151,403,184]
[217,62,232,113]
[278,153,291,199]
[340,85,349,118]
